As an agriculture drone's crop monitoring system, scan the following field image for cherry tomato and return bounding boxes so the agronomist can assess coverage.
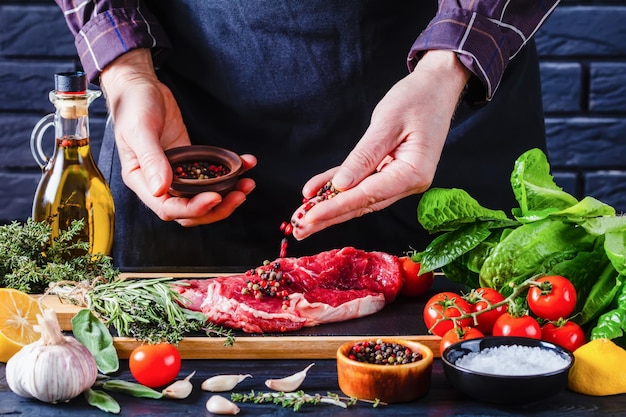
[541,320,586,352]
[468,288,507,334]
[527,276,577,321]
[399,257,434,297]
[492,312,541,339]
[439,326,485,356]
[129,343,182,388]
[423,292,472,337]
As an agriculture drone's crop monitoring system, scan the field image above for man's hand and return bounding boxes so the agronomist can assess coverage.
[292,50,471,239]
[101,49,256,226]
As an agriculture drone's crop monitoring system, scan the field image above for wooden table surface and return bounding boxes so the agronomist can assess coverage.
[3,272,626,415]
[2,358,625,416]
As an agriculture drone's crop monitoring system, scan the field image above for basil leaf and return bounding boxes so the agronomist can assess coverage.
[84,388,121,414]
[103,380,164,399]
[72,308,119,374]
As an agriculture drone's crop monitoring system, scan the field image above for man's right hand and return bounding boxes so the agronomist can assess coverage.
[100,48,256,226]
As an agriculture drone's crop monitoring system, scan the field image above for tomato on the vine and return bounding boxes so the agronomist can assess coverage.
[129,343,182,388]
[399,257,434,297]
[439,326,485,356]
[541,320,586,352]
[423,292,472,337]
[467,288,507,334]
[527,275,577,321]
[492,312,541,339]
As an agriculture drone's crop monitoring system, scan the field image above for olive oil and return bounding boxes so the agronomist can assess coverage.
[31,72,115,255]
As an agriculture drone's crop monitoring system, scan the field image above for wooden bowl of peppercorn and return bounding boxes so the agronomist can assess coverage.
[336,338,433,403]
[165,145,244,198]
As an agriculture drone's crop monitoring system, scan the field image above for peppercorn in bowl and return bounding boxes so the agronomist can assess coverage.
[336,338,433,403]
[165,145,244,198]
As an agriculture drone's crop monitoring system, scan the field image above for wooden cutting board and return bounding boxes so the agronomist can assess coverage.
[40,272,446,359]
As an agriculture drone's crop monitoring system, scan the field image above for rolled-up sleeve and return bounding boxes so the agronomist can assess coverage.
[408,1,560,104]
[55,1,171,83]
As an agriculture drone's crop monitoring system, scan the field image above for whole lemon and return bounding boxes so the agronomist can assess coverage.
[568,338,626,396]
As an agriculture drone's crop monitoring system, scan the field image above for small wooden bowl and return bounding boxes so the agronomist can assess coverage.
[165,145,243,198]
[336,338,433,403]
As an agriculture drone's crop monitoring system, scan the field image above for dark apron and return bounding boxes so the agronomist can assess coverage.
[99,1,546,270]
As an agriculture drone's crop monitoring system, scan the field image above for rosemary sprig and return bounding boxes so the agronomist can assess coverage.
[231,390,384,411]
[53,277,234,345]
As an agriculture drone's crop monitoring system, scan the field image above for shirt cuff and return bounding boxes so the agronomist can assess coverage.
[407,8,514,105]
[75,8,171,84]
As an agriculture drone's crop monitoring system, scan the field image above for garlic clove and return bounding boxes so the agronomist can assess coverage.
[206,395,241,415]
[265,363,315,392]
[162,371,195,399]
[201,374,252,392]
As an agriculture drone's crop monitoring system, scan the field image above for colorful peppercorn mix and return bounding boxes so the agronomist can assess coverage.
[173,161,230,180]
[241,260,292,309]
[278,181,340,257]
[347,339,423,365]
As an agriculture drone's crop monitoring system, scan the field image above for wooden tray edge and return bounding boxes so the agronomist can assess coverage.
[113,335,442,360]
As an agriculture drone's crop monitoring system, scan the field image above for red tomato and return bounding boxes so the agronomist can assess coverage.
[439,326,485,356]
[469,288,507,334]
[399,257,434,297]
[423,292,472,337]
[492,312,541,339]
[541,321,586,352]
[129,343,182,388]
[527,276,577,321]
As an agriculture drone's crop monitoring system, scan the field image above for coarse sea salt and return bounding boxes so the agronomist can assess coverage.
[455,344,570,376]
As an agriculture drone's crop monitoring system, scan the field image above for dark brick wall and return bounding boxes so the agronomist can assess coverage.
[535,1,626,212]
[1,1,625,224]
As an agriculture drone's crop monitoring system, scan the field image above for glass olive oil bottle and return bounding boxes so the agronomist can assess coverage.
[31,72,115,256]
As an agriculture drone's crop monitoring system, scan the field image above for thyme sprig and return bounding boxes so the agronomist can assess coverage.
[0,218,118,293]
[231,390,384,411]
[52,277,235,345]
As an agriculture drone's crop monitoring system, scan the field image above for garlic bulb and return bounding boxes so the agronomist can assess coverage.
[5,308,98,404]
[201,374,252,392]
[265,363,314,392]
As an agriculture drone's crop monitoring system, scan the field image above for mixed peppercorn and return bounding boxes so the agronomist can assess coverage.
[347,339,423,365]
[278,181,340,257]
[173,161,230,180]
[241,260,292,310]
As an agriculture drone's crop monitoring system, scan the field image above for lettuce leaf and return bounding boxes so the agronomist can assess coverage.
[515,196,615,224]
[417,187,514,233]
[510,148,578,216]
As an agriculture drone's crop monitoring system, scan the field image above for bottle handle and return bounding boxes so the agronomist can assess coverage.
[30,113,55,169]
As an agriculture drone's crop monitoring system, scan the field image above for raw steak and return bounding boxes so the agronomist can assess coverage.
[175,247,403,333]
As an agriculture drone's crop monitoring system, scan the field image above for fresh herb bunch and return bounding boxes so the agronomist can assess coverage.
[54,277,234,345]
[231,390,382,411]
[0,218,118,293]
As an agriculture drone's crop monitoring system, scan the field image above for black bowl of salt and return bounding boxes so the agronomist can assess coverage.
[441,336,574,404]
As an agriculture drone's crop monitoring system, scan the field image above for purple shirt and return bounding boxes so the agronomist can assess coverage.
[55,0,559,103]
